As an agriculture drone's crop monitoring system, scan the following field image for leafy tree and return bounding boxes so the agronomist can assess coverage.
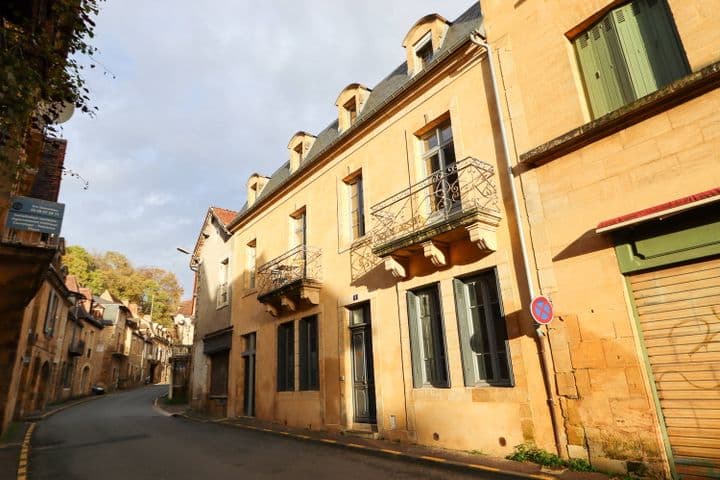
[63,245,103,292]
[63,246,182,326]
[1,0,103,175]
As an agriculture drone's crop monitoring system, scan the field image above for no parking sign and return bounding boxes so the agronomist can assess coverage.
[530,295,553,325]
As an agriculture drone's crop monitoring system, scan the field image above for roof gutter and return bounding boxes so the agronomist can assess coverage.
[227,23,482,232]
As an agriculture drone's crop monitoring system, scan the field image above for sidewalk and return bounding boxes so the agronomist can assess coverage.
[0,421,30,480]
[160,402,610,480]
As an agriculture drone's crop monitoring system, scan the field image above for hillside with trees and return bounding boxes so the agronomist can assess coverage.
[63,245,182,326]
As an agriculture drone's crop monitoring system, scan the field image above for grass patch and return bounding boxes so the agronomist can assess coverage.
[0,421,21,443]
[507,443,594,472]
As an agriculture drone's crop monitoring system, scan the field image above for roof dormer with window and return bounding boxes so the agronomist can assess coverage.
[246,173,269,208]
[402,14,450,77]
[335,83,372,133]
[288,131,316,174]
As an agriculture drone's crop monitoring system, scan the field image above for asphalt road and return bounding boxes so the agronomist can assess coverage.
[29,385,513,480]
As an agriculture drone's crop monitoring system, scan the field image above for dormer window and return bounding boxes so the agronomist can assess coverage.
[336,83,371,133]
[344,98,357,126]
[402,14,450,76]
[287,131,316,174]
[246,173,269,207]
[415,35,433,70]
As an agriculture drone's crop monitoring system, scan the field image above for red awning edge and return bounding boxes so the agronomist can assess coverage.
[596,187,720,233]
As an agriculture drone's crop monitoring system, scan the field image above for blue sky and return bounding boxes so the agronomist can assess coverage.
[58,1,479,297]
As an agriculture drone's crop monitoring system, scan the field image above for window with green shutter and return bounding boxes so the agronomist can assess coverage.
[574,0,688,118]
[453,270,513,387]
[299,315,319,391]
[407,285,449,388]
[277,321,295,391]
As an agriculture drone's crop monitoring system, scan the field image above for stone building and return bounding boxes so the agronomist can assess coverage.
[186,207,236,415]
[184,1,718,477]
[0,0,82,436]
[480,0,719,476]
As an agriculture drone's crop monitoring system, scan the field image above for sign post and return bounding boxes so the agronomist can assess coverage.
[530,295,553,325]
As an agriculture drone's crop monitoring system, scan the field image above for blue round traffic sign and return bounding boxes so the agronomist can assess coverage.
[530,295,553,325]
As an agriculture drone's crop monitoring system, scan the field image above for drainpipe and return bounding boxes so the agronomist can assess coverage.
[469,30,567,459]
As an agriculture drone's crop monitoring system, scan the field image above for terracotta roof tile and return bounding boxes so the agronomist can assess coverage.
[211,207,238,227]
[177,299,194,316]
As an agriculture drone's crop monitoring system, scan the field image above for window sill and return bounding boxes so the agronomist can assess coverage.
[242,288,257,298]
[518,60,720,169]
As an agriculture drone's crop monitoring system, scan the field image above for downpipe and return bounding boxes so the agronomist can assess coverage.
[469,30,568,459]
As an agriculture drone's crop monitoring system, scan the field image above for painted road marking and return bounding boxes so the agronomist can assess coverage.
[419,455,447,462]
[379,448,402,455]
[18,422,36,480]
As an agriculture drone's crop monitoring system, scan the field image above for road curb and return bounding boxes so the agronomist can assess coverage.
[25,394,104,422]
[175,413,556,480]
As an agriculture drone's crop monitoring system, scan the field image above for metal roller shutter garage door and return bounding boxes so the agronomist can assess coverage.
[630,257,720,479]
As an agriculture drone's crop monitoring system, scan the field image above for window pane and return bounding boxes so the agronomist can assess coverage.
[440,124,453,143]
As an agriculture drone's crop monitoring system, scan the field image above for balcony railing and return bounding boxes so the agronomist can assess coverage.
[68,339,85,356]
[369,157,498,254]
[171,345,191,357]
[256,245,322,299]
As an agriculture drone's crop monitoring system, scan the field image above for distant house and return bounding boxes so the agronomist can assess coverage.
[185,207,236,416]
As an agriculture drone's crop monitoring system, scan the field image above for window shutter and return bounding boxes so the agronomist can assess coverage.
[613,1,658,98]
[406,291,423,387]
[299,321,308,389]
[453,279,476,386]
[576,32,607,118]
[641,0,688,88]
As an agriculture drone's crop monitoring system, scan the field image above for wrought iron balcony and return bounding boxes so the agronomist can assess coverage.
[171,345,191,358]
[365,157,501,278]
[68,339,85,356]
[256,245,322,316]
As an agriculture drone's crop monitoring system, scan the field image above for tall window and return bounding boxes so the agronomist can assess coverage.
[407,285,449,388]
[246,240,257,289]
[453,270,512,387]
[347,174,365,240]
[299,315,319,390]
[217,258,229,308]
[44,291,59,336]
[574,0,688,118]
[290,209,306,249]
[421,121,457,213]
[277,321,295,391]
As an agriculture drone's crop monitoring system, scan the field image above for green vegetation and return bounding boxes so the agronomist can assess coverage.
[64,245,183,326]
[506,443,594,472]
[0,421,20,443]
[1,1,103,170]
[161,395,187,405]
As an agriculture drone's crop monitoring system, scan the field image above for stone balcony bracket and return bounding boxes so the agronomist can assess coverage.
[383,256,408,279]
[422,240,448,266]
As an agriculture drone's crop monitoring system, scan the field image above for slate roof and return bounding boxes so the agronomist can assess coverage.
[227,2,484,230]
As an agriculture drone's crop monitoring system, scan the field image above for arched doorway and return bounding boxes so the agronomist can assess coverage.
[81,366,90,395]
[36,361,51,411]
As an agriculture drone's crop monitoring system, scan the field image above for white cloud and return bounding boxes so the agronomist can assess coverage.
[58,0,478,294]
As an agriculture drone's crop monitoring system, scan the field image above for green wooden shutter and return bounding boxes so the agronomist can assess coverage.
[299,319,308,389]
[613,1,658,98]
[641,0,688,87]
[406,291,423,388]
[575,32,606,118]
[453,279,476,387]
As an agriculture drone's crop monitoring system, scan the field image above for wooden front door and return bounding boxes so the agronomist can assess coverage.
[349,304,376,424]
